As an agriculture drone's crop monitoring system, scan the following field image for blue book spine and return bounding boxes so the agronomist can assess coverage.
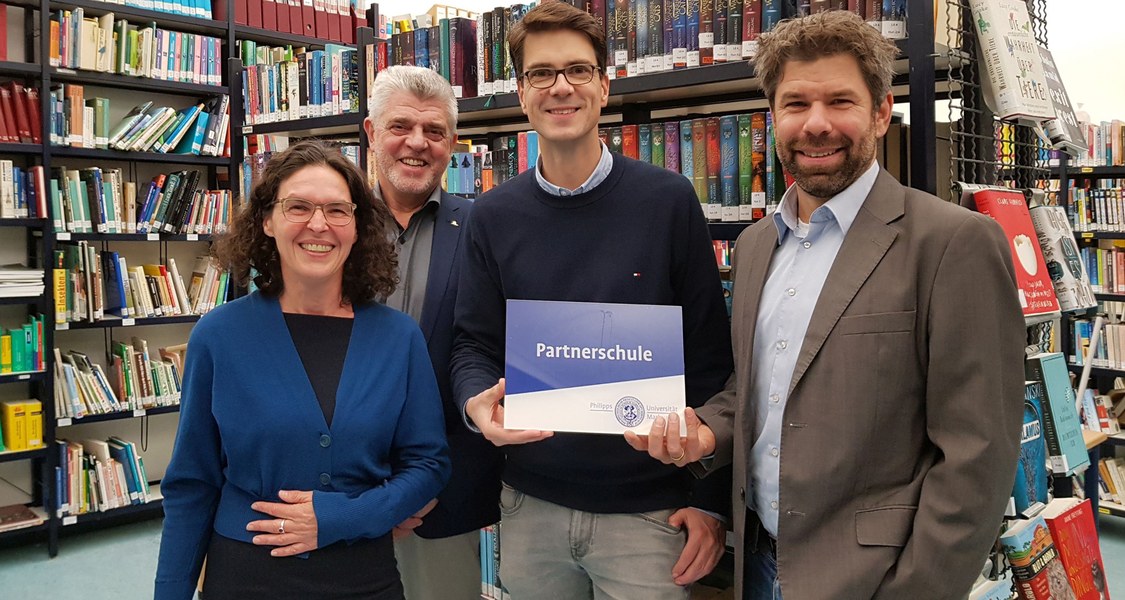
[762,0,781,32]
[687,0,700,66]
[1012,382,1048,515]
[719,115,738,221]
[636,0,649,69]
[679,120,694,180]
[638,124,652,164]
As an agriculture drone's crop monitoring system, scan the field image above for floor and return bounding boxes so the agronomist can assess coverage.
[0,516,1122,599]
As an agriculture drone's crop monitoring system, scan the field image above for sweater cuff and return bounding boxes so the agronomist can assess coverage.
[153,578,196,600]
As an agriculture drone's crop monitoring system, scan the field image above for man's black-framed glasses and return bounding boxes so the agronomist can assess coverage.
[522,64,601,89]
[277,197,356,226]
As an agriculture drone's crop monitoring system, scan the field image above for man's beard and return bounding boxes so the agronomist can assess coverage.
[778,131,877,200]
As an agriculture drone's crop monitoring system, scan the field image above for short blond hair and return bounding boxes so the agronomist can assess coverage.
[755,11,898,109]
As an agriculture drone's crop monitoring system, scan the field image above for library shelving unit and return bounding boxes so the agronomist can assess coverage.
[1056,151,1125,523]
[0,0,1039,557]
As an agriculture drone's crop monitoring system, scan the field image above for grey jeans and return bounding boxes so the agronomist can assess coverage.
[497,483,690,600]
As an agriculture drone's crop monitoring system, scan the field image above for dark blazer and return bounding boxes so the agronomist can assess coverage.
[696,170,1025,599]
[415,192,504,539]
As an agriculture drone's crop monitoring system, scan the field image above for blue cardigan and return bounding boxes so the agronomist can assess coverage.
[154,292,450,600]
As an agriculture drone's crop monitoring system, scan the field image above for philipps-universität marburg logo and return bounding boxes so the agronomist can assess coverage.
[615,396,646,428]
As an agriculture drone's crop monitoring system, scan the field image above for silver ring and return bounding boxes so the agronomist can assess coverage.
[278,519,286,534]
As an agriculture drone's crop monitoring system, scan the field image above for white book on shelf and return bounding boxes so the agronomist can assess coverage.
[968,0,1055,123]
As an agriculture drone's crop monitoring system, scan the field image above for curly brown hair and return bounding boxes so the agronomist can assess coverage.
[508,1,608,76]
[755,10,898,111]
[213,140,397,305]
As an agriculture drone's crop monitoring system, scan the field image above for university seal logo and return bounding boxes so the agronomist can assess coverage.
[615,396,645,428]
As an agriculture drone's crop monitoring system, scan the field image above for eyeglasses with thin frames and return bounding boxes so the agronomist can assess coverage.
[276,197,356,226]
[521,64,601,90]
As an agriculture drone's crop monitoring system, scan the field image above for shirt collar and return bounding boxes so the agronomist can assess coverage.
[373,182,442,232]
[535,142,614,196]
[772,161,880,243]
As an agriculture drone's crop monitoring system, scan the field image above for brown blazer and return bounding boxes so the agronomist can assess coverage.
[695,170,1025,599]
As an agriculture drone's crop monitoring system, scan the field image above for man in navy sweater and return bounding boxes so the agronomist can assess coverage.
[364,66,503,599]
[451,3,734,598]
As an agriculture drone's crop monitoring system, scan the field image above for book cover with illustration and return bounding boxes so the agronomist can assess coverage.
[1000,515,1077,600]
[973,188,1060,321]
[1040,498,1111,600]
[1013,381,1049,517]
[968,0,1055,123]
[1029,204,1096,313]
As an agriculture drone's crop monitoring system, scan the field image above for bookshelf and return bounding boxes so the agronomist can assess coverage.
[0,0,1031,562]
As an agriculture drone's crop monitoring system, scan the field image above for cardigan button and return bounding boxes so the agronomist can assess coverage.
[319,473,331,486]
[319,434,332,448]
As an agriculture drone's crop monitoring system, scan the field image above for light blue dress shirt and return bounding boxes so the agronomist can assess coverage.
[534,142,614,196]
[749,161,880,537]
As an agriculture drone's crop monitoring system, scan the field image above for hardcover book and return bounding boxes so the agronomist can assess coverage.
[968,0,1055,122]
[1025,352,1090,477]
[1039,498,1111,600]
[1012,381,1048,517]
[1028,205,1096,314]
[999,515,1075,600]
[972,188,1061,321]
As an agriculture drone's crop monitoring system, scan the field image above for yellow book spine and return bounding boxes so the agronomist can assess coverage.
[24,400,43,449]
[54,268,67,322]
[0,334,10,373]
[0,401,28,451]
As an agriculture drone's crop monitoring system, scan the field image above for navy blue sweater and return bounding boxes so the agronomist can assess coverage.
[452,154,733,514]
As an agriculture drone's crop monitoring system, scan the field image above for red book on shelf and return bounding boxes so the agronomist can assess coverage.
[1040,498,1110,600]
[6,82,33,144]
[22,85,41,144]
[314,0,330,40]
[0,5,8,61]
[277,0,291,34]
[234,0,248,25]
[621,124,638,159]
[327,0,341,42]
[262,0,278,32]
[289,0,304,36]
[972,188,1061,321]
[0,85,16,143]
[248,0,264,28]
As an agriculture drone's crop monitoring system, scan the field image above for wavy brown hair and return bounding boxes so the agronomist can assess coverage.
[213,140,397,305]
[755,10,898,111]
[508,1,607,76]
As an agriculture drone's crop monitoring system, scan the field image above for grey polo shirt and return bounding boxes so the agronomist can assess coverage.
[381,184,442,321]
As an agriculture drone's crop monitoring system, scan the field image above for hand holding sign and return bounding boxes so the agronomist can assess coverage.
[624,408,716,467]
[465,378,554,447]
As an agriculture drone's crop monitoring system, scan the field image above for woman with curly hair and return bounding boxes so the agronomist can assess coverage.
[154,140,450,600]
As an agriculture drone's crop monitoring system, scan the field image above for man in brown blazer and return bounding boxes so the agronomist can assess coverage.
[627,11,1025,599]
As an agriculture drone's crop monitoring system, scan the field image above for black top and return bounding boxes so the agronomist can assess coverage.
[283,312,353,427]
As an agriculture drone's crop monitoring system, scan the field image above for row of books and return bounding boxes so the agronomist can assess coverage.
[1097,456,1125,507]
[0,82,42,144]
[50,10,223,87]
[91,0,214,20]
[1077,246,1125,295]
[370,1,908,100]
[1000,498,1107,600]
[49,167,233,235]
[49,87,230,157]
[0,399,44,452]
[55,436,154,518]
[1069,118,1125,168]
[54,244,230,324]
[0,162,49,220]
[1079,389,1122,436]
[54,338,182,420]
[1068,185,1125,232]
[480,524,509,600]
[0,315,46,374]
[239,42,361,124]
[216,0,368,44]
[600,114,788,221]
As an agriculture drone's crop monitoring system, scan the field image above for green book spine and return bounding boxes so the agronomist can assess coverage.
[738,112,752,221]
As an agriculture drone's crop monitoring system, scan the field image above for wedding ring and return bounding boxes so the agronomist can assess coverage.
[278,519,286,534]
[670,448,687,462]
